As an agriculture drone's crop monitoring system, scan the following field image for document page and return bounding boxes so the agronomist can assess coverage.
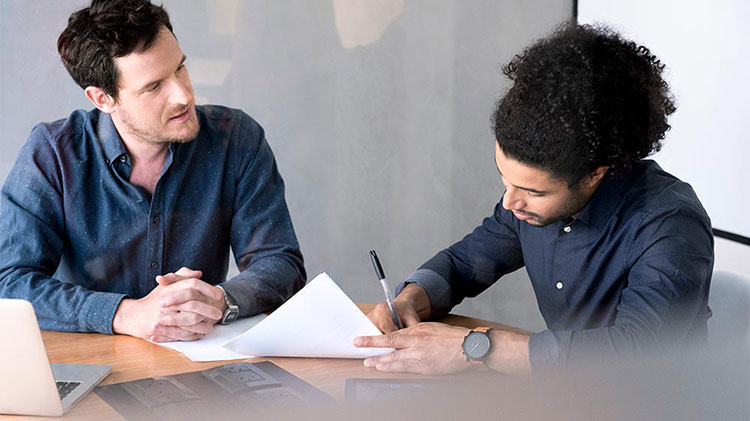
[154,314,265,362]
[223,273,393,358]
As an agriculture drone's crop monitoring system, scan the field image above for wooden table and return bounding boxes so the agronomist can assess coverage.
[2,304,527,420]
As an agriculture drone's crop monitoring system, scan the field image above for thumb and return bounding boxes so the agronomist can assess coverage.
[155,273,181,287]
[175,267,203,278]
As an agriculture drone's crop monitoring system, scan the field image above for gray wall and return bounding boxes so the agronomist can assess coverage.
[1,0,573,332]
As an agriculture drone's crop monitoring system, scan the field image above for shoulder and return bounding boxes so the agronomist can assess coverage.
[25,109,93,151]
[619,161,713,259]
[623,160,710,226]
[17,109,99,167]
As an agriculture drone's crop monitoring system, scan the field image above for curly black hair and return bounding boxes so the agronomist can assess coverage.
[57,0,173,100]
[491,22,676,187]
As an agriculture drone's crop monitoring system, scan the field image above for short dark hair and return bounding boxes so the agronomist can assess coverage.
[57,0,173,100]
[491,22,676,187]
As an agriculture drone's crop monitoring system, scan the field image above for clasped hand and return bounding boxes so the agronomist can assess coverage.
[113,267,226,342]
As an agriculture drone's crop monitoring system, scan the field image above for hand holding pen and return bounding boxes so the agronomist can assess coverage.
[369,250,404,330]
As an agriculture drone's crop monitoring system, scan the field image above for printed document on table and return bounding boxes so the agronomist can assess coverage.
[223,272,393,358]
[154,314,265,362]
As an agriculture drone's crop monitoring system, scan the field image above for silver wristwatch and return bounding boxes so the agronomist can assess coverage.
[216,285,239,324]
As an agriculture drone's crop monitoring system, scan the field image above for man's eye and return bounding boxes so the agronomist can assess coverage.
[527,191,544,197]
[148,83,160,92]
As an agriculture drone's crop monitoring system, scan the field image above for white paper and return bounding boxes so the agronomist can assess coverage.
[223,273,393,358]
[155,314,265,362]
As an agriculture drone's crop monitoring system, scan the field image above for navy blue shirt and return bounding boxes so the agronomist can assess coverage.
[398,160,713,370]
[0,106,306,333]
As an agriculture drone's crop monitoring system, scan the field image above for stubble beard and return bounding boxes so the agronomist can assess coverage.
[524,188,591,227]
[119,105,200,145]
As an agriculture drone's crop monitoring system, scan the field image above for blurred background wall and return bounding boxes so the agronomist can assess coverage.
[0,0,575,332]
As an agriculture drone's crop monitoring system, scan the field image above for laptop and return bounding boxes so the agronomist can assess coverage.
[0,299,111,416]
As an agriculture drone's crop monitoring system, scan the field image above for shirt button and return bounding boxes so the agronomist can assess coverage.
[563,226,572,233]
[105,159,110,165]
[120,156,127,163]
[150,261,159,269]
[152,216,160,224]
[556,281,564,290]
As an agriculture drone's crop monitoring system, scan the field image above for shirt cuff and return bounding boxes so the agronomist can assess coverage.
[395,268,453,318]
[529,329,564,372]
[82,291,127,334]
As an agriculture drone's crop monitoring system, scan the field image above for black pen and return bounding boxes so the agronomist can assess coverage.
[369,250,404,330]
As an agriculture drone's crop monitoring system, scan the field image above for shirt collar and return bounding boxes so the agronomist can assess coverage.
[574,166,635,232]
[95,111,128,166]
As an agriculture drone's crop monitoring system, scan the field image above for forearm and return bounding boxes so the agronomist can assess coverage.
[222,254,305,317]
[0,268,126,333]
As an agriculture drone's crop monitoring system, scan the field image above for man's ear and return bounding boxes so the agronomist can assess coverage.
[581,165,610,190]
[84,86,116,114]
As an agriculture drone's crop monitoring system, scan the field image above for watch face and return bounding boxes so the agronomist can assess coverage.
[222,306,240,324]
[463,331,491,360]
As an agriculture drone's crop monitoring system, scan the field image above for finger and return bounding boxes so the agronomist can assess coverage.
[150,335,175,343]
[173,279,222,301]
[176,319,215,335]
[176,267,203,278]
[152,324,205,341]
[163,300,223,321]
[158,309,206,326]
[353,331,416,348]
[367,307,397,333]
[373,359,423,373]
[160,281,222,307]
[155,273,182,287]
[365,348,414,365]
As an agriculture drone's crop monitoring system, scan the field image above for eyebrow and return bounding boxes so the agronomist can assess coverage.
[138,55,187,93]
[496,167,549,194]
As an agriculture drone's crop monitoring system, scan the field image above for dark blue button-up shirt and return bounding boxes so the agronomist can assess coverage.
[0,105,306,333]
[398,160,713,370]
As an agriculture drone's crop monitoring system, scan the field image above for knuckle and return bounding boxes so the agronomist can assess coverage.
[149,322,162,335]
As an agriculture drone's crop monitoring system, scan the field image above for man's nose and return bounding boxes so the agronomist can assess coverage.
[502,187,525,210]
[168,77,191,105]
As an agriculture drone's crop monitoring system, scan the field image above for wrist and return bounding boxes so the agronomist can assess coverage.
[216,286,228,313]
[112,298,136,335]
[484,329,531,376]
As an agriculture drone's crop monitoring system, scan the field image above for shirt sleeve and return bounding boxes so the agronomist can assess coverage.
[0,125,126,333]
[396,201,525,319]
[529,204,714,371]
[219,115,306,317]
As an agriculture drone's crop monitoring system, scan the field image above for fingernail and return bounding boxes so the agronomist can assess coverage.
[363,358,372,366]
[353,337,362,346]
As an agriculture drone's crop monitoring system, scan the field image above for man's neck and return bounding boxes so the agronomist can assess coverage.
[112,120,170,195]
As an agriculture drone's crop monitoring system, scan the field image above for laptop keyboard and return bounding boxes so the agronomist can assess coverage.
[56,381,82,400]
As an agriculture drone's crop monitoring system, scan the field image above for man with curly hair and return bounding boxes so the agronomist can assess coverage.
[0,0,306,341]
[357,23,713,375]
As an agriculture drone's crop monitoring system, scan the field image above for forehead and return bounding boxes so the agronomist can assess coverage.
[114,27,183,89]
[494,143,567,190]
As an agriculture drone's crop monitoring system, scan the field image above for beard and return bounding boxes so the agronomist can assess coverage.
[118,105,200,145]
[522,187,591,227]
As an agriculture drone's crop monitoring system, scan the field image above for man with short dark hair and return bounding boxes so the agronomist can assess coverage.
[0,0,306,342]
[355,24,713,374]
